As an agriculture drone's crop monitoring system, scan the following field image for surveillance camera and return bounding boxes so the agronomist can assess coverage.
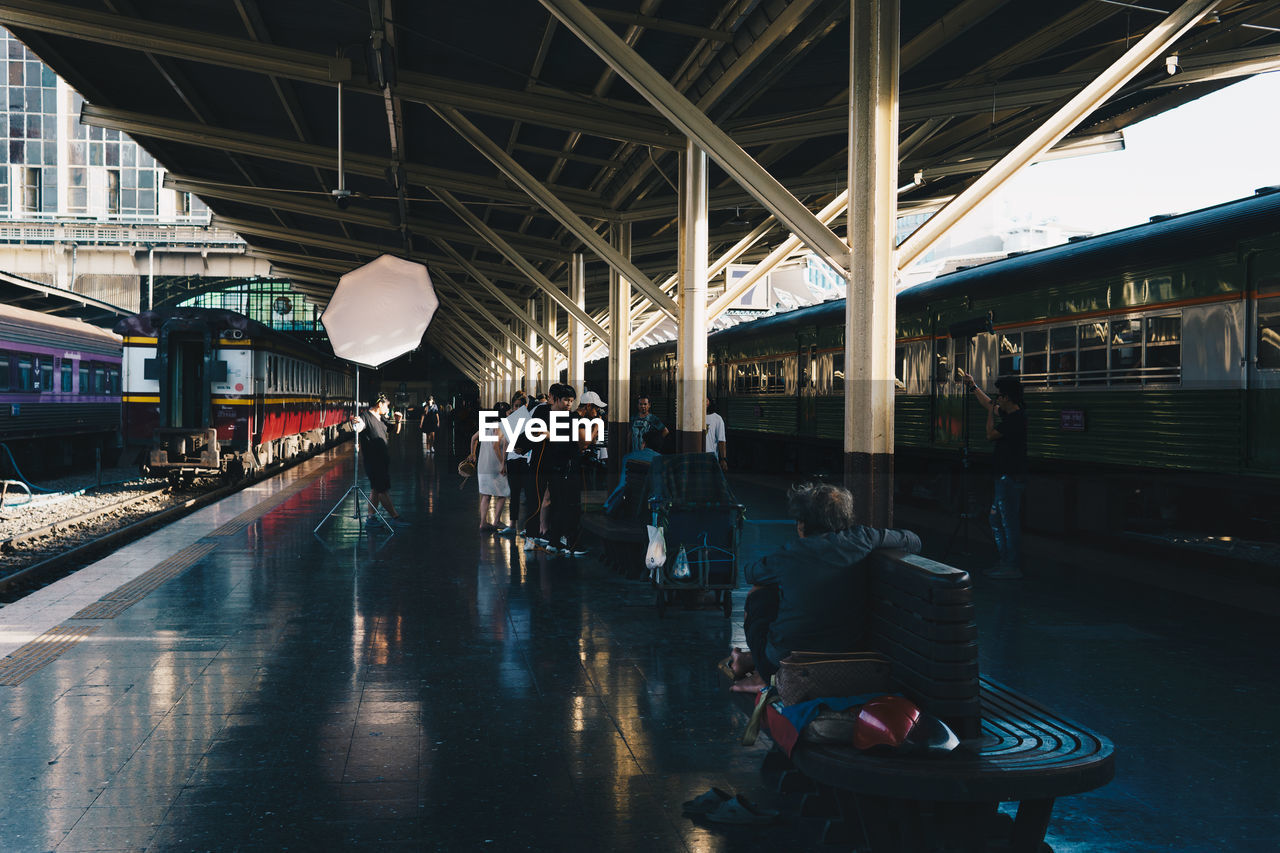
[1165,54,1179,75]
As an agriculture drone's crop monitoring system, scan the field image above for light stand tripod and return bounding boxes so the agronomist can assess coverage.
[313,369,395,536]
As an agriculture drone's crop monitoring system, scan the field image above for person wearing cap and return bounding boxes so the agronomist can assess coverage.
[349,393,408,528]
[576,390,608,490]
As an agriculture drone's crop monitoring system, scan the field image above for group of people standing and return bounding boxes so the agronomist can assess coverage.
[464,385,603,556]
[352,370,1027,579]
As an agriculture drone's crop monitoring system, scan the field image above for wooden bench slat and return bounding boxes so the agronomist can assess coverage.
[770,550,1116,837]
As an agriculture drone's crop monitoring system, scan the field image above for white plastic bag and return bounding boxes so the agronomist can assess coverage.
[645,524,666,571]
[672,546,691,580]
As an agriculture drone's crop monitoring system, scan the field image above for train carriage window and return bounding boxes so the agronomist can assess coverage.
[1079,322,1108,385]
[1144,315,1181,382]
[61,361,73,392]
[79,364,89,394]
[1049,326,1076,386]
[40,359,52,393]
[895,346,905,392]
[108,367,120,395]
[1021,331,1048,385]
[92,363,106,394]
[833,352,845,392]
[998,332,1021,378]
[17,356,34,391]
[1257,297,1280,370]
[1110,319,1143,384]
[0,354,9,392]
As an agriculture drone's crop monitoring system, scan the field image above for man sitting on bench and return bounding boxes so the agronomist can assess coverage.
[725,482,922,693]
[603,428,664,517]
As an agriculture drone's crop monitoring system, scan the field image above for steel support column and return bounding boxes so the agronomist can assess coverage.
[607,222,631,479]
[676,142,709,454]
[568,252,586,393]
[527,297,540,394]
[845,0,899,527]
[543,294,557,392]
[429,105,677,320]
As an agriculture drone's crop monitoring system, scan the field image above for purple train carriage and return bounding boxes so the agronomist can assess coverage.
[0,303,122,475]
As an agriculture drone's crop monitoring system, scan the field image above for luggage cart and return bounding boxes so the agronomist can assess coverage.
[651,500,744,617]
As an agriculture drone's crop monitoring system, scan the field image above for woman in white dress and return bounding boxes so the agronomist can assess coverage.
[469,403,511,532]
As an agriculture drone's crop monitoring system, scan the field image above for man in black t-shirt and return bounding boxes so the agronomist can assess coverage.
[962,371,1027,578]
[517,383,577,549]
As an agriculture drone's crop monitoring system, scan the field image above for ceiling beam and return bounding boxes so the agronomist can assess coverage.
[897,0,1224,270]
[430,105,678,321]
[428,238,570,356]
[432,188,611,340]
[0,0,677,148]
[432,270,543,367]
[164,175,570,261]
[80,104,614,218]
[539,0,850,279]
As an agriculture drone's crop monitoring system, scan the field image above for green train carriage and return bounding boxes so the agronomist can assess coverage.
[590,190,1280,535]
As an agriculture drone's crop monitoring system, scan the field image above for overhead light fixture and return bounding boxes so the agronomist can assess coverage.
[726,206,752,227]
[1165,53,1180,75]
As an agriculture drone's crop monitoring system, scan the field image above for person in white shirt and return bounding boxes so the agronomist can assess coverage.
[499,391,531,537]
[705,397,727,473]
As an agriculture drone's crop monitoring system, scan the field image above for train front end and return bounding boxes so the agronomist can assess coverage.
[118,309,252,483]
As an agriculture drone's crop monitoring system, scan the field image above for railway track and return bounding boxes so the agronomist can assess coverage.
[0,449,338,600]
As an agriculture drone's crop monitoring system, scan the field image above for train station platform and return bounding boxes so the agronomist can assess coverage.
[0,437,1276,852]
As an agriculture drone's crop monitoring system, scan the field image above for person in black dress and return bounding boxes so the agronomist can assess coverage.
[351,393,407,527]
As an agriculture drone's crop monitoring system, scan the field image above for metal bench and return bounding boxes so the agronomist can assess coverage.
[763,550,1115,852]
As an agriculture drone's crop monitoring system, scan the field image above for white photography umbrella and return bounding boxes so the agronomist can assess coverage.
[322,254,439,367]
[315,254,438,535]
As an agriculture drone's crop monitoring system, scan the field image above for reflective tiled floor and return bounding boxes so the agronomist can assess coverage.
[0,438,1277,852]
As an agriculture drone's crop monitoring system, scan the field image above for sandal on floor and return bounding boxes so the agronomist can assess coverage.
[681,787,732,816]
[704,794,779,825]
[717,657,737,680]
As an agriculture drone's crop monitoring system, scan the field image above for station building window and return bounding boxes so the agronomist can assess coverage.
[20,166,41,212]
[106,169,121,214]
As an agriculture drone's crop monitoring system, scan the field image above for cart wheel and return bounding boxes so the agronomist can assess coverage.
[655,588,667,617]
[722,590,732,618]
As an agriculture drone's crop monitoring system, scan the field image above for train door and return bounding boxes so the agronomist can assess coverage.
[797,329,818,440]
[930,333,962,446]
[158,323,215,431]
[1246,249,1280,470]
